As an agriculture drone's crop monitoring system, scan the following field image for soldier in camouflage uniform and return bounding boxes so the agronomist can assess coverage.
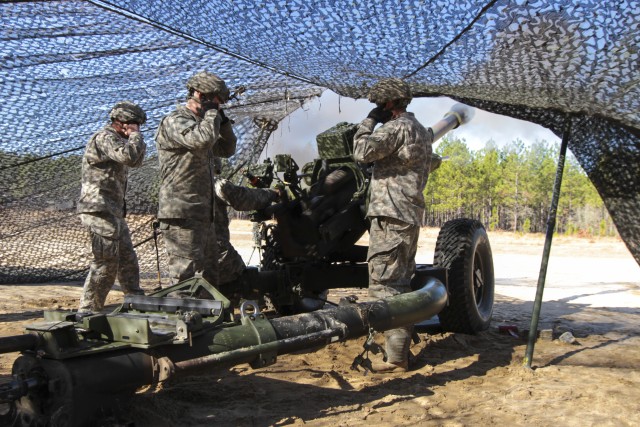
[155,71,237,286]
[77,101,147,313]
[353,78,434,373]
[214,177,280,286]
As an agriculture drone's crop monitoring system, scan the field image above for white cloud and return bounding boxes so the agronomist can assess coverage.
[264,90,560,164]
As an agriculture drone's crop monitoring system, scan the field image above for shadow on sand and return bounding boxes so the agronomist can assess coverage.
[121,294,640,427]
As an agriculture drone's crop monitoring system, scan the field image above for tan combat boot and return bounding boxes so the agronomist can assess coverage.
[371,359,409,373]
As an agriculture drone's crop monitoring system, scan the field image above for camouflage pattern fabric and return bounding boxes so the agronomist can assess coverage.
[155,104,237,285]
[4,1,640,283]
[353,112,433,226]
[109,101,147,124]
[367,78,412,108]
[354,110,432,366]
[159,219,219,286]
[155,105,236,221]
[78,213,143,312]
[77,126,146,217]
[186,71,230,101]
[366,217,419,294]
[214,178,278,284]
[315,122,359,159]
[367,216,419,365]
[76,124,146,312]
[429,153,443,173]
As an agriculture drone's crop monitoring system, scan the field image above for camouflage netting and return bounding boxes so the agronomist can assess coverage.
[1,0,638,284]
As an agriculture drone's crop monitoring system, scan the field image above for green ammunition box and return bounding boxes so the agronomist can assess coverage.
[316,122,358,159]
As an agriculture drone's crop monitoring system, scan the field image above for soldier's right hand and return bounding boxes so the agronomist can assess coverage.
[121,123,140,138]
[273,184,288,202]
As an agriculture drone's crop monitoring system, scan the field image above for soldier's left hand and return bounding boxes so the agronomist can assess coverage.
[219,109,231,125]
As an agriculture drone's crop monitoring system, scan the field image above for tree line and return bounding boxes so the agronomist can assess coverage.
[1,138,617,238]
[423,137,616,237]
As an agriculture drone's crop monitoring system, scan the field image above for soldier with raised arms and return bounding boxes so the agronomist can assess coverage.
[353,78,434,373]
[77,101,147,313]
[155,71,237,286]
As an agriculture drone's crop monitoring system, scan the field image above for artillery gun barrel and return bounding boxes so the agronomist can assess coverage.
[176,277,447,371]
[0,334,39,354]
[430,103,475,142]
[0,278,447,425]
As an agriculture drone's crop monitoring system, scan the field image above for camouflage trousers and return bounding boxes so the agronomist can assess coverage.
[159,219,219,286]
[218,239,246,285]
[79,213,143,313]
[367,216,419,365]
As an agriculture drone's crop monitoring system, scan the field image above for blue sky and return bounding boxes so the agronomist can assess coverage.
[264,90,560,165]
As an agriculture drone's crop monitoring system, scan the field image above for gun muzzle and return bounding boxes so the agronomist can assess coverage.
[431,103,475,142]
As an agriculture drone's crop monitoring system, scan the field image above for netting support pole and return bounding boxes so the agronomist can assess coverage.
[523,115,572,369]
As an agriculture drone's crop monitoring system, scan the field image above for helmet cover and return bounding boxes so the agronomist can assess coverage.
[186,71,230,102]
[367,78,413,106]
[109,101,147,124]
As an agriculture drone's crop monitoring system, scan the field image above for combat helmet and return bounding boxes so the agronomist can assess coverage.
[367,78,412,108]
[186,71,230,102]
[109,101,147,124]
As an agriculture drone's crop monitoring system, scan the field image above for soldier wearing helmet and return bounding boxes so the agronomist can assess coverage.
[353,78,434,373]
[155,71,237,286]
[77,101,147,313]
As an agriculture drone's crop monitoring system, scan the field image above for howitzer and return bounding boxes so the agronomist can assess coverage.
[0,277,447,426]
[0,103,493,426]
[228,103,492,329]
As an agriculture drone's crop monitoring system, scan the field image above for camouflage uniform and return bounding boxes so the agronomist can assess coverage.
[77,125,146,312]
[155,105,236,286]
[353,110,433,366]
[214,178,278,284]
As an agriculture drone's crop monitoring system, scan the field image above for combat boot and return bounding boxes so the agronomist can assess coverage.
[371,326,412,373]
[371,359,409,373]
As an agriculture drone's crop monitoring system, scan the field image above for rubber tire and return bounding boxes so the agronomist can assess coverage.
[434,218,495,334]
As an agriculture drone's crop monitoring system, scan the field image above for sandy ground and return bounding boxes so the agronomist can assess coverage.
[1,220,639,426]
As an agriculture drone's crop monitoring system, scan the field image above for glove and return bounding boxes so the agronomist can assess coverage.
[367,106,392,123]
[273,184,288,202]
[218,108,230,125]
[200,100,219,114]
[429,154,443,173]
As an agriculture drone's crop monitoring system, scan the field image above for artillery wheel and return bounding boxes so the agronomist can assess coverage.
[434,218,494,334]
[0,401,18,427]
